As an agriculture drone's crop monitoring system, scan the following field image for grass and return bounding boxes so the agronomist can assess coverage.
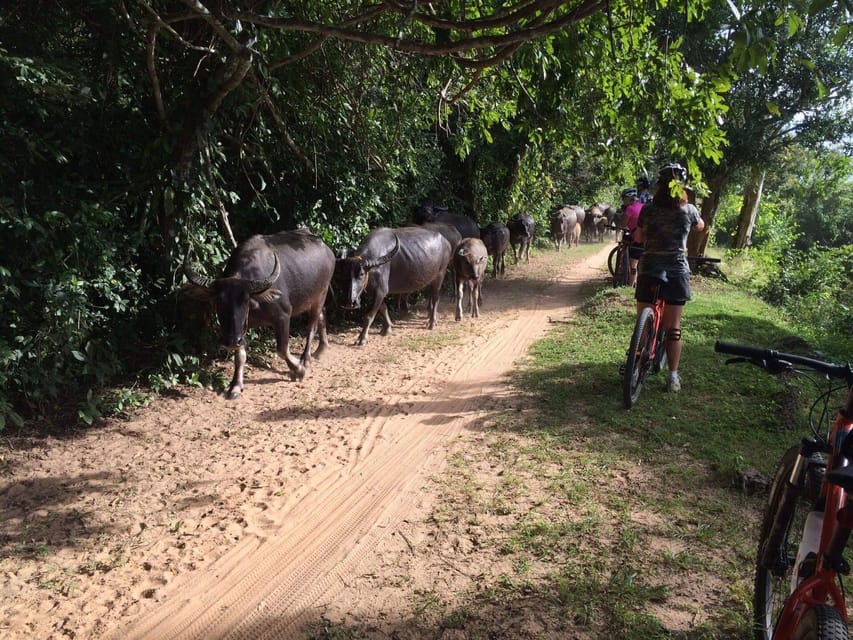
[304,254,848,638]
[425,273,845,638]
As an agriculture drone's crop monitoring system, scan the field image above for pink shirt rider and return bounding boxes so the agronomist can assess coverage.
[623,201,643,234]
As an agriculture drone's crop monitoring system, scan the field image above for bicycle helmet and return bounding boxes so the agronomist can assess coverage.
[621,187,638,199]
[658,162,688,182]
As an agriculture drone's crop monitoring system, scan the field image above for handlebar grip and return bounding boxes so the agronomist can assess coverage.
[714,341,773,359]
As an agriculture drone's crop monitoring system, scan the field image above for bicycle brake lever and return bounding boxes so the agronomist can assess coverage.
[765,359,794,375]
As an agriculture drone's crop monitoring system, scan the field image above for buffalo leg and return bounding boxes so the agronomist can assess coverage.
[226,346,247,400]
[312,309,329,359]
[356,294,387,346]
[471,281,480,318]
[274,316,306,380]
[455,279,464,321]
[427,274,445,330]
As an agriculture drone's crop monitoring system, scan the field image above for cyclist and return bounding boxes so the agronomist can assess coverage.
[632,163,705,392]
[619,187,644,286]
[636,175,652,204]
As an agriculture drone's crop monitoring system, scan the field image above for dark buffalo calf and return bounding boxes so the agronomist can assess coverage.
[479,221,510,278]
[507,214,535,264]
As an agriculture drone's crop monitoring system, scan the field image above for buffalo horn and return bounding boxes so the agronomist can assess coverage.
[183,249,214,290]
[246,253,281,293]
[362,233,399,269]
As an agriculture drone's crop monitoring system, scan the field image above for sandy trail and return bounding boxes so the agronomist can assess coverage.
[1,243,610,640]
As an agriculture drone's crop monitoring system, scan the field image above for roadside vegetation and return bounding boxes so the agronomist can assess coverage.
[309,267,850,639]
[2,2,851,431]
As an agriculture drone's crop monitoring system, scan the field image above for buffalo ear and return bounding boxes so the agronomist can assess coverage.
[254,288,282,304]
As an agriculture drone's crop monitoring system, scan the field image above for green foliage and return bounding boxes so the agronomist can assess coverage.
[0,0,845,430]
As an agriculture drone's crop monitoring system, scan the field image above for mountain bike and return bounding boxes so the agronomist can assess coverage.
[622,256,720,409]
[715,341,853,640]
[607,225,631,287]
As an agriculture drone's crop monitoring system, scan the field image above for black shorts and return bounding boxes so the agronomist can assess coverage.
[635,272,690,305]
[628,242,644,260]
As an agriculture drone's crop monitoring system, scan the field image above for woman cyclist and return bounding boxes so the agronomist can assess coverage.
[619,187,644,286]
[632,163,705,392]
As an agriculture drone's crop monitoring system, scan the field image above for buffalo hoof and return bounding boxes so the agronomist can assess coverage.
[224,387,242,400]
[289,365,307,381]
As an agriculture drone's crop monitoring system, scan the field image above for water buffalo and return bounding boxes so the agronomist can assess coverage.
[414,202,480,239]
[182,229,335,399]
[479,221,510,278]
[549,207,570,251]
[507,214,535,263]
[584,204,608,242]
[452,237,488,320]
[337,226,452,346]
[422,221,463,251]
[397,221,462,313]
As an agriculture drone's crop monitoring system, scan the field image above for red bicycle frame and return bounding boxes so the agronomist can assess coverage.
[773,407,853,637]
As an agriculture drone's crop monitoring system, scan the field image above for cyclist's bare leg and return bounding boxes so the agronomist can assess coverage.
[629,258,639,286]
[662,304,685,373]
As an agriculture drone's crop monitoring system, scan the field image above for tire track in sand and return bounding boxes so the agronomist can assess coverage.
[108,245,610,640]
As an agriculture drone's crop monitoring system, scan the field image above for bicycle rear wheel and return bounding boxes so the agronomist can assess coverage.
[652,325,667,373]
[623,307,654,408]
[754,447,828,640]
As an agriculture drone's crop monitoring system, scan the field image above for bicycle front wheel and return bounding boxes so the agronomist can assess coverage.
[754,446,827,640]
[791,605,849,640]
[623,307,654,409]
[608,246,619,276]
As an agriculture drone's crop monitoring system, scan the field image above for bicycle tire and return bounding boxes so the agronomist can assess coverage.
[608,246,619,276]
[652,325,667,373]
[791,604,849,640]
[616,246,630,287]
[623,307,654,409]
[754,446,827,640]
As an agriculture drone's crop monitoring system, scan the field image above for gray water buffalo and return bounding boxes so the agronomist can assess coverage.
[183,229,335,399]
[507,214,535,263]
[479,222,510,278]
[414,203,480,239]
[584,204,608,242]
[452,237,488,320]
[337,226,452,345]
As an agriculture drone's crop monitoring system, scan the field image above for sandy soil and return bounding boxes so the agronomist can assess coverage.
[1,243,614,639]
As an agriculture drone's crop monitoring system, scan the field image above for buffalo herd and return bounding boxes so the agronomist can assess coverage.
[184,201,617,398]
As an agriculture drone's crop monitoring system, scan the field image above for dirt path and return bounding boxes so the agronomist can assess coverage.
[0,243,611,639]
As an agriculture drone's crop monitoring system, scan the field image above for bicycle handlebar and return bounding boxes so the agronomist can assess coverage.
[714,341,853,383]
[607,225,630,232]
[687,256,722,264]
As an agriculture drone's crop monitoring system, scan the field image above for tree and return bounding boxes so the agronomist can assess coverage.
[677,0,853,255]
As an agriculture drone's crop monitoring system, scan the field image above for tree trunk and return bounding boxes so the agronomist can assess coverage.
[732,166,765,249]
[687,171,729,256]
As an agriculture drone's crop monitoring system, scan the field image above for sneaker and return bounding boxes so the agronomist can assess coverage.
[667,372,681,393]
[618,362,626,376]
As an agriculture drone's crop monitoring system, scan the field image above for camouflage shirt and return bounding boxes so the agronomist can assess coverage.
[637,203,701,276]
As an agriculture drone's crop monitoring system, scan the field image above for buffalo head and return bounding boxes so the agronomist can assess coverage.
[183,250,281,349]
[335,234,399,310]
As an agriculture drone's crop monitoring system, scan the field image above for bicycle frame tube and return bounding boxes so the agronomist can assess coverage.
[772,410,853,638]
